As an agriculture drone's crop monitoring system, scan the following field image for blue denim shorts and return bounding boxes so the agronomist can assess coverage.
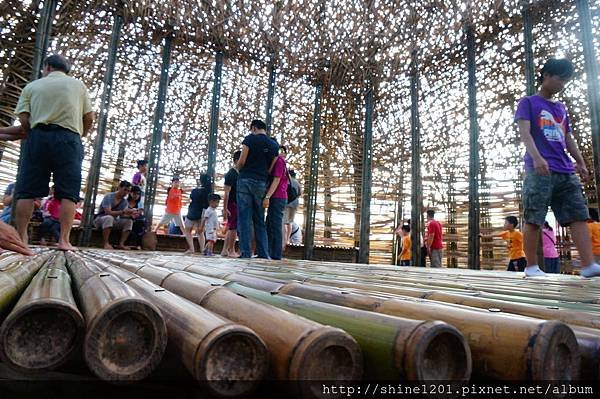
[16,125,83,203]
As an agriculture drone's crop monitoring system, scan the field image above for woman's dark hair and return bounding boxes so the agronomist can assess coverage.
[543,221,553,231]
[199,173,213,191]
[505,216,519,228]
[401,225,410,233]
[538,58,574,86]
[280,145,288,153]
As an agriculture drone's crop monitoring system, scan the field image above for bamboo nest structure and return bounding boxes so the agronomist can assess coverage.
[1,0,599,267]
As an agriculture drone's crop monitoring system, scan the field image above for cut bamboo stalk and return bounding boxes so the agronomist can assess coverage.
[65,253,167,381]
[125,276,269,397]
[0,253,84,372]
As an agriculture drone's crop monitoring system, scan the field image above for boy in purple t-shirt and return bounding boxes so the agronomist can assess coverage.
[515,58,600,278]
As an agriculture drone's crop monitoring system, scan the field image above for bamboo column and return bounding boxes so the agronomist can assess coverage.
[303,83,323,260]
[206,52,223,179]
[144,35,172,222]
[12,0,57,223]
[80,12,123,246]
[466,24,480,269]
[409,49,422,266]
[358,79,374,264]
[265,64,276,135]
[522,3,545,270]
[576,0,600,209]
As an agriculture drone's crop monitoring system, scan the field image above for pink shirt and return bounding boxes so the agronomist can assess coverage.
[271,156,288,200]
[46,197,61,220]
[542,228,559,258]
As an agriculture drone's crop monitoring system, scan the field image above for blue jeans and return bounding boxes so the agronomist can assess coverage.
[40,216,60,241]
[266,198,286,260]
[544,257,560,274]
[237,178,269,258]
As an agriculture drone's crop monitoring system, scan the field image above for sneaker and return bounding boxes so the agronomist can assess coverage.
[525,265,546,277]
[581,263,600,278]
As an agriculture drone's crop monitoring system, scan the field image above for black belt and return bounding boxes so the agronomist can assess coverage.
[35,123,63,131]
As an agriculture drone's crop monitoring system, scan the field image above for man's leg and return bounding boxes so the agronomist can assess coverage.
[97,216,115,249]
[570,221,600,277]
[15,199,35,243]
[237,180,253,258]
[117,220,132,249]
[58,199,76,250]
[251,180,269,259]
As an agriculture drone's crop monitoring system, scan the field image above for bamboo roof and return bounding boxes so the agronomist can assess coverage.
[0,0,598,266]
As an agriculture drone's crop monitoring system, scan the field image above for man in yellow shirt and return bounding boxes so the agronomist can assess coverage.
[498,216,527,272]
[587,208,600,263]
[13,54,94,251]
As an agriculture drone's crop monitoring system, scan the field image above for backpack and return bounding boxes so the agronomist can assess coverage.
[286,173,298,204]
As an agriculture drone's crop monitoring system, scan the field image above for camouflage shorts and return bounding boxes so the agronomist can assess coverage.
[522,171,589,227]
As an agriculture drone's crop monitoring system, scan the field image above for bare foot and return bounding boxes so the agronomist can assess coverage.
[228,252,240,258]
[103,244,113,250]
[115,244,128,250]
[58,241,77,251]
[183,249,194,255]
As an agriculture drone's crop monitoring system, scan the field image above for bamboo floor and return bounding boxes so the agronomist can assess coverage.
[1,248,599,394]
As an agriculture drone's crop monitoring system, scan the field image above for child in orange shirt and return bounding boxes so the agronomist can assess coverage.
[498,216,527,272]
[587,208,600,263]
[396,225,411,266]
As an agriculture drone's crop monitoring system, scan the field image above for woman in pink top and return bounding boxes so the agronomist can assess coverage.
[542,221,560,273]
[40,197,61,243]
[264,144,289,260]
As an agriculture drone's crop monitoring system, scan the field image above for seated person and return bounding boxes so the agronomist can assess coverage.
[39,195,61,244]
[0,183,15,224]
[124,186,145,249]
[93,181,135,250]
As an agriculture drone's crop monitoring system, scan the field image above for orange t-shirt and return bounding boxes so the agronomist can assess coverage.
[400,235,411,261]
[165,187,183,214]
[587,222,600,255]
[499,230,526,260]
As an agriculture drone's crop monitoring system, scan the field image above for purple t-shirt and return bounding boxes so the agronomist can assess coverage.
[271,156,288,200]
[514,95,574,174]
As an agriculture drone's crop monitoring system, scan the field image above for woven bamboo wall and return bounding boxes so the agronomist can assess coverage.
[0,0,599,268]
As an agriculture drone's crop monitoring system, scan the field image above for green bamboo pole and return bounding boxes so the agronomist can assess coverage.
[225,282,471,381]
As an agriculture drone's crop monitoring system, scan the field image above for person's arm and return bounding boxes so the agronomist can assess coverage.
[517,119,549,176]
[3,191,12,207]
[0,125,26,141]
[18,113,31,133]
[236,145,249,169]
[267,156,278,174]
[0,221,33,255]
[223,185,231,220]
[82,112,95,138]
[565,133,589,181]
[263,177,281,209]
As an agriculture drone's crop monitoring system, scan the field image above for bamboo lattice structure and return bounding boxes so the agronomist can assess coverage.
[1,0,599,267]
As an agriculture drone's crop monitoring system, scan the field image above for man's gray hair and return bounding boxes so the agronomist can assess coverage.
[44,54,71,74]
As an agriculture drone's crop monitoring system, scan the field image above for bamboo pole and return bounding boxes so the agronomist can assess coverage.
[65,253,167,380]
[125,276,268,397]
[0,251,51,317]
[0,254,84,372]
[226,281,471,381]
[95,260,364,398]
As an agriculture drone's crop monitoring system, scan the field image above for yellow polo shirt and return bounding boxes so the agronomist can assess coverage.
[15,71,93,135]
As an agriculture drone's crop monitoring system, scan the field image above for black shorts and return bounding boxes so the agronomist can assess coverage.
[400,260,410,266]
[507,257,527,272]
[15,125,83,203]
